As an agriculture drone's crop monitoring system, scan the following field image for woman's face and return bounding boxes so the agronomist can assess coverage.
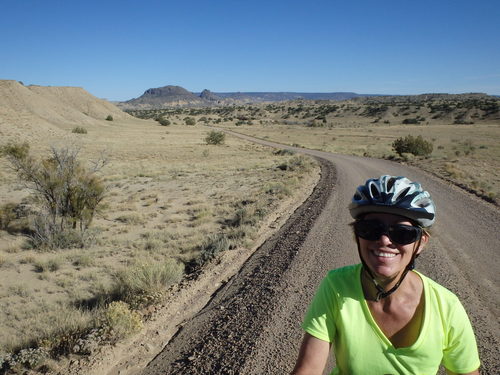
[356,213,427,282]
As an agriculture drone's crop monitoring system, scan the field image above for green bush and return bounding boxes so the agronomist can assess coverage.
[205,130,225,145]
[72,126,87,134]
[273,149,295,156]
[402,118,419,124]
[184,117,196,126]
[105,115,113,121]
[392,135,433,157]
[157,117,171,126]
[1,144,106,249]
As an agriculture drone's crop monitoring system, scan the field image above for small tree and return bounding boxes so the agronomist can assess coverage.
[106,115,114,121]
[205,131,225,145]
[1,143,107,248]
[392,135,433,157]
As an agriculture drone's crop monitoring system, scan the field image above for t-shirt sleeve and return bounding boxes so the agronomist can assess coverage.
[301,275,336,343]
[442,299,480,373]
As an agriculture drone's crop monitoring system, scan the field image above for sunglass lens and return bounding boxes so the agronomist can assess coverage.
[389,225,421,245]
[355,220,421,245]
[354,220,384,241]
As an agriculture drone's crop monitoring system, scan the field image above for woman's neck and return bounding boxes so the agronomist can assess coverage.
[361,268,420,302]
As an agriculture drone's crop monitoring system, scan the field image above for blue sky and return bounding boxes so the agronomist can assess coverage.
[1,0,499,100]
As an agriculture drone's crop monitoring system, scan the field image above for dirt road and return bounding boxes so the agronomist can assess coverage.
[139,133,499,374]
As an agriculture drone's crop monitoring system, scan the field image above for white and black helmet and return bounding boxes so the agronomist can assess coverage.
[349,175,436,228]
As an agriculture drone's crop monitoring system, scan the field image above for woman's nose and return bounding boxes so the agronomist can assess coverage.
[377,233,393,245]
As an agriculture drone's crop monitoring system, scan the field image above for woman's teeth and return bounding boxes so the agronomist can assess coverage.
[374,250,397,258]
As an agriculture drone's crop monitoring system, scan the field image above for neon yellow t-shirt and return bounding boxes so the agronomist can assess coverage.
[302,264,480,374]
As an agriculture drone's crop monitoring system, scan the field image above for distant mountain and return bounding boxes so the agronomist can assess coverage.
[117,84,498,110]
[117,84,371,109]
[199,89,222,102]
[208,91,365,101]
[120,85,205,109]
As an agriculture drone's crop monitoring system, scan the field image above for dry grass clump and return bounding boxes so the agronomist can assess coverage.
[111,259,184,307]
[115,213,145,225]
[33,257,63,273]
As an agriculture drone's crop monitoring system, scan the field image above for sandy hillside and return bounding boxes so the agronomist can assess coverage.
[0,80,131,143]
[28,85,131,121]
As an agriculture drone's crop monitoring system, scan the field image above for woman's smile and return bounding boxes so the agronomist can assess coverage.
[372,249,399,258]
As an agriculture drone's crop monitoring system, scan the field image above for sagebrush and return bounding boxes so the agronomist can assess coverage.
[1,143,107,249]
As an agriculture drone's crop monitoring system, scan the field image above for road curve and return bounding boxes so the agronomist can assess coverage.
[141,131,499,374]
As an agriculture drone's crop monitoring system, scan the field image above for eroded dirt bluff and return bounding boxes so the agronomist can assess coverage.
[139,132,498,374]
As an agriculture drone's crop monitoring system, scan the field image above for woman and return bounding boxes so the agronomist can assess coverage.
[292,175,480,374]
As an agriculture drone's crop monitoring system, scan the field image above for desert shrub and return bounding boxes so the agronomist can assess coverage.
[0,202,18,230]
[184,117,196,126]
[1,144,106,249]
[205,130,225,145]
[264,182,292,196]
[273,149,295,156]
[276,155,308,171]
[105,115,113,121]
[112,259,184,306]
[195,233,231,266]
[100,301,142,341]
[228,207,260,228]
[72,126,87,134]
[0,347,49,370]
[0,142,30,160]
[28,218,98,250]
[157,117,170,126]
[392,135,433,157]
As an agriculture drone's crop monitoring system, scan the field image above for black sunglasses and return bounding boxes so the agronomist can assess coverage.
[354,219,422,245]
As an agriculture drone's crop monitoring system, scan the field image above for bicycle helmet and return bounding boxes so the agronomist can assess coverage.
[349,175,435,228]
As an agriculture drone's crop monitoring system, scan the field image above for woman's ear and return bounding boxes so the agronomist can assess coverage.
[416,232,429,255]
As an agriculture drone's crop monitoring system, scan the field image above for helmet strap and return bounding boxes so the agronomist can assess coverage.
[356,236,422,301]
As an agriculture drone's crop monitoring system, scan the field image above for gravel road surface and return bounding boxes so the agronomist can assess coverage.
[140,132,499,375]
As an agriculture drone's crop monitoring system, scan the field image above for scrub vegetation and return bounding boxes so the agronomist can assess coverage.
[127,94,500,202]
[0,121,317,373]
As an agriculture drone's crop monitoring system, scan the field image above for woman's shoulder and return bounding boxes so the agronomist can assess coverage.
[326,263,362,280]
[322,264,362,296]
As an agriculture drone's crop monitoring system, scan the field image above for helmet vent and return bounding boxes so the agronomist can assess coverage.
[387,177,396,191]
[395,186,411,200]
[370,183,380,198]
